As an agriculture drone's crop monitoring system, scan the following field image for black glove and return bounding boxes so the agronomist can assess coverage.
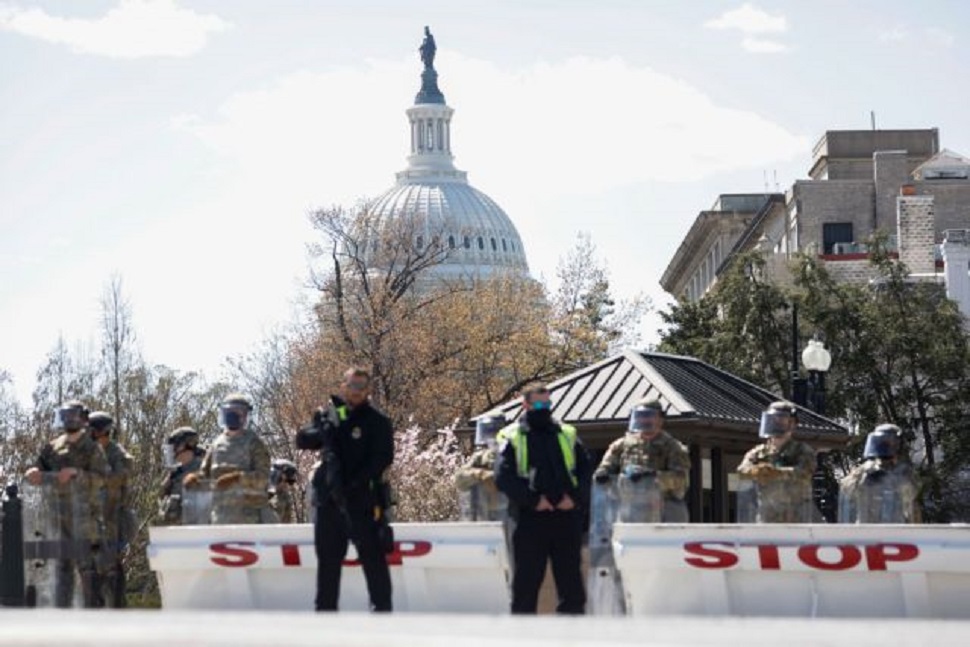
[593,471,610,484]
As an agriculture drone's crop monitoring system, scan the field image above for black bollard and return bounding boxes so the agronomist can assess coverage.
[0,481,26,606]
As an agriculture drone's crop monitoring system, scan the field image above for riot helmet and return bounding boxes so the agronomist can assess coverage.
[271,458,298,486]
[474,414,506,448]
[219,393,252,431]
[759,401,797,438]
[53,401,89,432]
[863,424,900,459]
[88,411,114,438]
[628,399,663,436]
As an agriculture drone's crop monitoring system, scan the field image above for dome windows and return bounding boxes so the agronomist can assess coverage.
[502,239,507,252]
[464,236,471,249]
[477,237,484,250]
[448,235,456,249]
[490,238,497,251]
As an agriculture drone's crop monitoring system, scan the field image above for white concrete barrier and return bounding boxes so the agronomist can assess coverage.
[612,523,970,618]
[148,522,510,612]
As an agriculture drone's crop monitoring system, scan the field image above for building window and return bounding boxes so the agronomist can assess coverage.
[464,236,470,249]
[426,121,434,150]
[478,237,484,250]
[822,222,854,254]
[491,238,497,251]
[448,235,455,249]
[502,239,507,252]
[511,241,516,251]
[416,235,424,250]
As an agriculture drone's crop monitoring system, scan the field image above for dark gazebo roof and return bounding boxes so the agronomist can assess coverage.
[480,349,848,451]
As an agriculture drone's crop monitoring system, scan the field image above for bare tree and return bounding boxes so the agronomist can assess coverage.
[100,274,138,445]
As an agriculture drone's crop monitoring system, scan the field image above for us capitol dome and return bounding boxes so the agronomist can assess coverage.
[368,27,530,280]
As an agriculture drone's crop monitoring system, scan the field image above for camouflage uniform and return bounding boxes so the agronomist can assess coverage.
[839,458,920,523]
[270,485,297,524]
[200,428,272,524]
[158,455,203,525]
[98,440,134,607]
[737,438,816,523]
[595,431,690,520]
[34,431,109,608]
[455,446,506,521]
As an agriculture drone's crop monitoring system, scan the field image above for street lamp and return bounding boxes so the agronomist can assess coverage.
[801,339,832,415]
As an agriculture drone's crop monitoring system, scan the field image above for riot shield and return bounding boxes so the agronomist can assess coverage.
[616,473,662,523]
[736,478,812,524]
[211,481,270,525]
[586,479,625,615]
[181,483,214,525]
[458,483,508,522]
[841,471,914,524]
[22,479,100,608]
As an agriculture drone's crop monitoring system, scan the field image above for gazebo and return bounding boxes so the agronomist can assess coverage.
[473,349,849,522]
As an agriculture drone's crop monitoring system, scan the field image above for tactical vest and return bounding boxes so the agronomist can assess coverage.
[500,422,579,487]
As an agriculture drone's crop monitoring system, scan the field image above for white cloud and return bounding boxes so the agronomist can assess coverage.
[178,53,807,206]
[742,37,789,53]
[880,25,955,48]
[0,0,229,58]
[705,3,787,34]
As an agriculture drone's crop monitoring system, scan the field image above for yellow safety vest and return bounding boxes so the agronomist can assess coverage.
[500,421,578,487]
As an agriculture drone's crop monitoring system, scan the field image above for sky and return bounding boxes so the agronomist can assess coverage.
[2,0,969,406]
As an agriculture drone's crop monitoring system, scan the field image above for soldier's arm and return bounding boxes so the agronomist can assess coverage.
[105,447,134,490]
[737,447,761,479]
[200,447,213,478]
[593,438,623,480]
[657,440,690,498]
[774,444,816,482]
[241,436,272,489]
[455,454,492,490]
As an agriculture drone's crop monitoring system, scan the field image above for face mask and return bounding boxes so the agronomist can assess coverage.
[531,400,551,411]
[221,409,245,430]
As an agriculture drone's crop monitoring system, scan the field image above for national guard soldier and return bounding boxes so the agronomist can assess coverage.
[88,411,135,608]
[159,427,205,525]
[270,458,299,524]
[495,383,592,615]
[455,413,508,521]
[198,394,273,524]
[839,424,919,524]
[737,401,816,523]
[23,401,108,608]
[593,399,689,523]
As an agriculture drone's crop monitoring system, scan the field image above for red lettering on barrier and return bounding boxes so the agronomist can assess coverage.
[865,543,919,570]
[798,544,862,571]
[683,542,738,569]
[210,542,259,567]
[281,543,301,566]
[347,540,434,567]
[757,544,781,570]
[683,542,921,571]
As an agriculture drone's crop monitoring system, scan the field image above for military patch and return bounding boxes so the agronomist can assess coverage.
[351,427,362,440]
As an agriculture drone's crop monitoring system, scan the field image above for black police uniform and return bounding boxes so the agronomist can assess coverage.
[494,409,591,614]
[313,401,394,612]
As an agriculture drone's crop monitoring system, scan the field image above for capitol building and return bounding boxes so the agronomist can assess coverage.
[367,29,530,281]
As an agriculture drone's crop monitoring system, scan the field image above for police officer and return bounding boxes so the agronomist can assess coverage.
[593,399,689,522]
[24,401,108,608]
[455,413,507,521]
[839,424,919,523]
[159,427,205,524]
[495,383,591,615]
[737,401,816,523]
[300,367,394,612]
[199,394,273,524]
[88,411,134,608]
[270,458,299,524]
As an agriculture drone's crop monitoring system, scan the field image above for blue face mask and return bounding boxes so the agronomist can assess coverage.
[531,400,551,411]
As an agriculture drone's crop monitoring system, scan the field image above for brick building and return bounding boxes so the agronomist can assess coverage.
[662,128,970,302]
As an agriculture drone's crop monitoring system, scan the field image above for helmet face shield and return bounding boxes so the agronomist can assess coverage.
[53,405,87,432]
[219,404,249,431]
[759,411,792,438]
[864,430,897,459]
[628,406,660,435]
[161,442,176,468]
[475,417,504,447]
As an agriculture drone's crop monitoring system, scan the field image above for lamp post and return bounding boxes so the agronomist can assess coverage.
[802,339,832,415]
[790,303,808,407]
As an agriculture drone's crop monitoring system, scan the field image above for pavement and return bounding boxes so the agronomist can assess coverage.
[1,610,969,647]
